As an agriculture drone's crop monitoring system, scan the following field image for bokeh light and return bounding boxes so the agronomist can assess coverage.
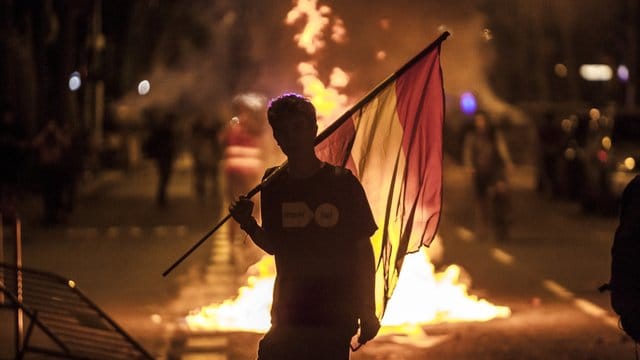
[554,63,568,78]
[68,71,81,91]
[624,157,636,171]
[138,80,151,95]
[579,64,612,81]
[481,28,493,41]
[460,92,477,115]
[617,65,629,82]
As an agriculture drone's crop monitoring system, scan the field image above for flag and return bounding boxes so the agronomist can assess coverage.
[314,32,447,317]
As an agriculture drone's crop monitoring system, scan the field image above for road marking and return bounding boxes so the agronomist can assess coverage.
[129,226,143,237]
[542,279,574,300]
[490,247,514,265]
[455,226,475,242]
[457,224,621,332]
[542,279,620,330]
[106,226,120,238]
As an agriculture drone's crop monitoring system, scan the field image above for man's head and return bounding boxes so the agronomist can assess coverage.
[267,93,317,156]
[267,93,316,128]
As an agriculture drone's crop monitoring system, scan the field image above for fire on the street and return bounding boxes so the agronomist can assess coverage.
[185,243,511,334]
[187,0,510,337]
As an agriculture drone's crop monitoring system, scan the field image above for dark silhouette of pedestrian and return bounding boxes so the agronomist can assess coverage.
[609,174,640,342]
[191,113,221,202]
[144,109,177,207]
[61,124,87,214]
[535,111,564,197]
[33,119,70,225]
[462,110,514,241]
[229,93,380,360]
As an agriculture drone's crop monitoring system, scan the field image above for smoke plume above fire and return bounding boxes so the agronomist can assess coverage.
[114,0,521,127]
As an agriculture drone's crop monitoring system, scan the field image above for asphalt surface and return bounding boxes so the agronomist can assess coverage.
[1,155,635,359]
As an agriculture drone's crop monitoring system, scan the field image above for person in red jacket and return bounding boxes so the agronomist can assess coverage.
[220,93,279,270]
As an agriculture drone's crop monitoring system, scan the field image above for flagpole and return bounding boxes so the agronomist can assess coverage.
[162,31,449,277]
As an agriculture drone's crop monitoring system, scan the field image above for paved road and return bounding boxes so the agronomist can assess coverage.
[1,156,634,359]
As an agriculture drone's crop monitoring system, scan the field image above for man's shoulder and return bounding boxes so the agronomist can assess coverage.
[323,163,354,179]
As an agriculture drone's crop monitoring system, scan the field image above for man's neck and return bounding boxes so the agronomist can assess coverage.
[288,154,323,179]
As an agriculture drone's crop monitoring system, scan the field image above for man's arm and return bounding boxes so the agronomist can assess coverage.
[355,236,380,344]
[229,196,276,254]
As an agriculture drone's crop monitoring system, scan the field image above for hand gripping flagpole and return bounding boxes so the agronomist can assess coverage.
[162,161,287,277]
[162,31,450,277]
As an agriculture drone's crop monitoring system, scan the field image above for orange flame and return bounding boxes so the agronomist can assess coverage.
[297,62,349,127]
[286,1,351,126]
[186,245,510,334]
[285,0,332,54]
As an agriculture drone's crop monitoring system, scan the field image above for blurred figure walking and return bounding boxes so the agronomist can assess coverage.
[191,113,221,202]
[33,119,70,225]
[463,110,514,241]
[144,109,177,207]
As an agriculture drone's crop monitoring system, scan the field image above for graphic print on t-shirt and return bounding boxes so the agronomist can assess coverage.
[282,202,339,228]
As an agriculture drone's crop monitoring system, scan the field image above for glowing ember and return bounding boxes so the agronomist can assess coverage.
[331,18,347,43]
[185,246,511,333]
[285,0,332,55]
[286,1,351,126]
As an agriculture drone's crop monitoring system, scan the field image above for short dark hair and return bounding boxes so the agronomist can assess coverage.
[267,93,316,126]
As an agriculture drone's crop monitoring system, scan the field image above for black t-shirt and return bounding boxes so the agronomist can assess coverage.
[261,163,377,327]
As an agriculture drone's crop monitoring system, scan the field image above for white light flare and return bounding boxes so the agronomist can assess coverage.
[579,64,613,81]
[138,80,151,95]
[68,71,81,91]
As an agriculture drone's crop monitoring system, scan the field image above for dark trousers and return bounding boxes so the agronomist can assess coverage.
[257,325,353,360]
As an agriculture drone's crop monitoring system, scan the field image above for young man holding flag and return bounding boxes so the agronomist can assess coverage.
[229,93,380,359]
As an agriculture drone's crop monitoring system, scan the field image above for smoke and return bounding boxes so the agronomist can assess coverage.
[114,0,523,125]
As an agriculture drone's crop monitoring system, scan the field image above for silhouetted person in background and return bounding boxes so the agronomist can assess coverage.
[609,174,640,342]
[191,113,221,202]
[144,109,177,207]
[61,123,87,214]
[33,119,70,225]
[0,108,27,219]
[463,110,513,241]
[536,111,564,197]
[229,93,380,360]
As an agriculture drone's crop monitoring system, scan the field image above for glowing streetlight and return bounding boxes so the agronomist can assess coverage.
[579,64,612,81]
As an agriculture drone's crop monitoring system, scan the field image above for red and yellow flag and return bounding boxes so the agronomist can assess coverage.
[315,32,447,316]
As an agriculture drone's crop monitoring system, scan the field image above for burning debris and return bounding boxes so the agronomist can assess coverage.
[186,245,511,335]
